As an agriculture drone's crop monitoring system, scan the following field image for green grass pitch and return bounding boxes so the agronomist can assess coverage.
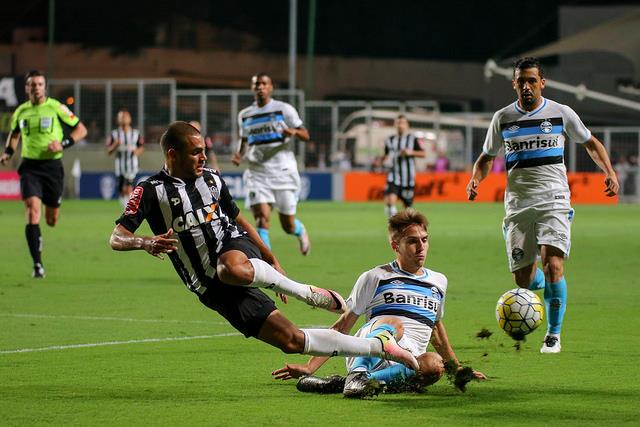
[1,200,639,426]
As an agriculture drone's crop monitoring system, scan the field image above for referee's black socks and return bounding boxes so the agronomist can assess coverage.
[25,224,43,265]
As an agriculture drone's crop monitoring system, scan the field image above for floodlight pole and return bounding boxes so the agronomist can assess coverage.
[47,0,55,79]
[289,0,297,94]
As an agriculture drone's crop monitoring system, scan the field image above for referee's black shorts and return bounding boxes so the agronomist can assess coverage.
[18,159,64,208]
[198,235,277,338]
[384,182,415,207]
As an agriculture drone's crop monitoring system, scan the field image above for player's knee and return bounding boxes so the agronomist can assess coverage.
[416,352,445,385]
[255,215,270,229]
[46,216,57,227]
[280,330,305,354]
[216,259,252,285]
[544,258,564,281]
[280,220,295,234]
[372,317,404,339]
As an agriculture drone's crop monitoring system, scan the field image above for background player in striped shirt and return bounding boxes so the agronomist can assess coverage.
[110,121,420,373]
[466,57,619,353]
[380,115,425,217]
[1,70,87,278]
[106,108,145,207]
[272,209,485,397]
[232,73,311,255]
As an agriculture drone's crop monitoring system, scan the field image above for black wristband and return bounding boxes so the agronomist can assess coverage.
[3,146,14,157]
[61,136,75,149]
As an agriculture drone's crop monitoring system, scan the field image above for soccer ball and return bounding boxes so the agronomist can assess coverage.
[496,288,544,340]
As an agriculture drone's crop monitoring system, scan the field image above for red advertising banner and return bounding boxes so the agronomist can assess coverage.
[0,171,20,200]
[344,172,618,204]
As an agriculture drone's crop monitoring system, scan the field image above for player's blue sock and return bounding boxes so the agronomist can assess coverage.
[292,218,304,237]
[257,227,271,249]
[369,363,415,384]
[528,267,545,290]
[544,277,567,334]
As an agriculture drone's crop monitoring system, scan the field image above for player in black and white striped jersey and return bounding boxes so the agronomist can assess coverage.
[109,121,420,372]
[107,108,145,207]
[381,115,425,217]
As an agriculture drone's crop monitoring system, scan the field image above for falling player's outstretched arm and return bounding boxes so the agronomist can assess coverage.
[581,136,619,196]
[431,321,486,379]
[271,310,361,380]
[109,225,178,260]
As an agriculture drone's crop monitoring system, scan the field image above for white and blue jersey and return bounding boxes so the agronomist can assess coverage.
[483,97,591,212]
[238,99,303,177]
[346,261,448,356]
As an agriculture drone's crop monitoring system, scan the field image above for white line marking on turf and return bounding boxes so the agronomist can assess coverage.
[0,333,241,354]
[0,313,228,325]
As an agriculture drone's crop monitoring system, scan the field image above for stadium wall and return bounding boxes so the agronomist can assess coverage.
[0,170,617,204]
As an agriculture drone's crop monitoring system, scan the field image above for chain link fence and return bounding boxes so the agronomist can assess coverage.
[3,78,639,201]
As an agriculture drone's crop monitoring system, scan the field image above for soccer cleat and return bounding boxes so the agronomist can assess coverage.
[375,330,419,371]
[307,287,346,313]
[343,372,383,399]
[540,335,561,353]
[298,226,311,256]
[296,375,345,394]
[32,263,45,279]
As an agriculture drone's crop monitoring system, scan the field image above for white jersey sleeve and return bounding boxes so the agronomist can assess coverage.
[562,105,591,144]
[283,103,303,129]
[346,270,377,316]
[482,110,504,156]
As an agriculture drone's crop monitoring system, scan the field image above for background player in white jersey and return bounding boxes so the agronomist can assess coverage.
[380,115,425,217]
[272,209,486,397]
[232,73,311,255]
[106,108,145,207]
[466,57,619,353]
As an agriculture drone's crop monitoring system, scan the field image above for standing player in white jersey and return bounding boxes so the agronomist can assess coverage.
[272,209,486,397]
[232,73,311,255]
[107,108,145,207]
[466,57,619,353]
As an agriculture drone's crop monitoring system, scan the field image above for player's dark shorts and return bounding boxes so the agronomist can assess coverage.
[198,235,277,338]
[117,175,135,192]
[384,182,415,206]
[18,158,64,207]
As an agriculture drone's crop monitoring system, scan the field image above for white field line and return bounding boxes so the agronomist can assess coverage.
[0,312,227,325]
[0,333,241,354]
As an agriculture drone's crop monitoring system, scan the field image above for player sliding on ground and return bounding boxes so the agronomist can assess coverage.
[272,209,486,398]
[109,121,419,373]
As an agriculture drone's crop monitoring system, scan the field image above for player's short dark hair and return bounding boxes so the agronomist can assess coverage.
[388,208,429,241]
[397,114,408,121]
[513,57,544,78]
[252,72,272,84]
[159,121,200,154]
[25,70,46,84]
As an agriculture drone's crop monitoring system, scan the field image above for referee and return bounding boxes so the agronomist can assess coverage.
[381,115,425,217]
[0,70,87,278]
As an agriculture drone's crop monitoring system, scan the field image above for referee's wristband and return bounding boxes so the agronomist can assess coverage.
[61,137,75,150]
[3,146,14,157]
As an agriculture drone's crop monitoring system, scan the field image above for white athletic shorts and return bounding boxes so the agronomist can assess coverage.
[502,204,574,272]
[243,169,300,215]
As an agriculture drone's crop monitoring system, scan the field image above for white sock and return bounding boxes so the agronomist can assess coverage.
[248,258,313,301]
[302,329,383,357]
[384,205,397,217]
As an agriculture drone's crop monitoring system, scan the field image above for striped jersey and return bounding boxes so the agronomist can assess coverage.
[346,261,447,356]
[384,133,423,187]
[483,97,591,211]
[116,167,246,295]
[109,127,144,179]
[238,99,303,176]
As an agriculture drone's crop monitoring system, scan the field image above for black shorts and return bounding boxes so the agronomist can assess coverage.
[198,235,277,338]
[18,159,64,208]
[384,182,415,207]
[117,175,135,192]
